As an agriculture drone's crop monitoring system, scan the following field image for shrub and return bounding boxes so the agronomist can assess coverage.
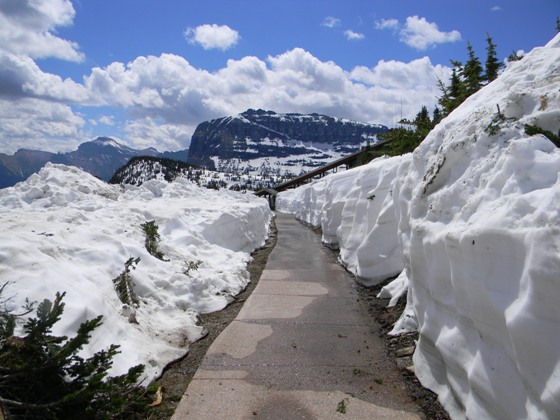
[525,123,560,147]
[113,257,141,307]
[0,289,150,419]
[183,260,203,276]
[141,221,165,260]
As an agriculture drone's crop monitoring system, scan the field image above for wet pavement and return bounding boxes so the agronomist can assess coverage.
[172,212,422,419]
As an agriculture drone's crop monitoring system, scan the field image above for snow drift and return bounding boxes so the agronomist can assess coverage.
[278,34,560,419]
[0,163,273,382]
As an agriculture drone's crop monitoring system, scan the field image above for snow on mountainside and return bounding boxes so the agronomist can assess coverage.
[110,155,293,191]
[187,109,387,176]
[0,137,160,188]
[110,156,195,186]
[277,34,560,419]
[0,163,273,381]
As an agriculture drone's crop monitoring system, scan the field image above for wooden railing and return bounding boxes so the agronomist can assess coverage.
[255,141,391,209]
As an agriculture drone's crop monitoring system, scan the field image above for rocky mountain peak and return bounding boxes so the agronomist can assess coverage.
[187,109,387,173]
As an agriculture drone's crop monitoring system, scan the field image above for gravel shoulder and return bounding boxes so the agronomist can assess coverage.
[354,281,450,420]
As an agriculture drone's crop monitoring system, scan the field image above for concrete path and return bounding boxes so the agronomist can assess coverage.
[172,213,422,419]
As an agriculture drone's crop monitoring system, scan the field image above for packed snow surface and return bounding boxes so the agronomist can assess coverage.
[278,34,560,419]
[0,163,273,382]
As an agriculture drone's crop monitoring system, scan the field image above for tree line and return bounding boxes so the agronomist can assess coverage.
[368,19,559,158]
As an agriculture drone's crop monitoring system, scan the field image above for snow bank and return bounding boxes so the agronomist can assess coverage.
[394,34,560,419]
[277,154,407,285]
[278,34,560,419]
[0,163,273,382]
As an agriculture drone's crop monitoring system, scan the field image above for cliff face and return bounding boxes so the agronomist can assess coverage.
[187,109,387,170]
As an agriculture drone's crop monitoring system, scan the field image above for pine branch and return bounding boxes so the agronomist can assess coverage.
[0,395,62,410]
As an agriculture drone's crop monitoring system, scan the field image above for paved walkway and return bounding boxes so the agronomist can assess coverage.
[172,213,422,419]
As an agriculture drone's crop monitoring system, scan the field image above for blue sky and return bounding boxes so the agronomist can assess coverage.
[0,0,558,153]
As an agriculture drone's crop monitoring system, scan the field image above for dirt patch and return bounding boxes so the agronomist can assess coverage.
[355,281,450,420]
[145,220,278,419]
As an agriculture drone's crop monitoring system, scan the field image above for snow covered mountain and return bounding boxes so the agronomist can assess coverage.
[0,137,159,188]
[52,137,159,181]
[110,156,194,186]
[277,34,560,419]
[110,155,294,191]
[187,109,387,176]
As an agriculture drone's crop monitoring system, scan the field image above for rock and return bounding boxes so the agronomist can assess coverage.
[395,345,416,358]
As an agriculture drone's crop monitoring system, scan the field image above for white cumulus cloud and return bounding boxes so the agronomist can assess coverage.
[124,117,193,152]
[344,30,365,41]
[0,98,85,153]
[0,0,89,153]
[375,16,461,51]
[184,24,240,51]
[351,57,451,90]
[0,0,83,61]
[0,47,452,153]
[0,51,89,102]
[99,116,115,126]
[79,49,449,151]
[399,16,461,50]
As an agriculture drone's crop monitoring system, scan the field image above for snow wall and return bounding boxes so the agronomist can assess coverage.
[277,34,560,419]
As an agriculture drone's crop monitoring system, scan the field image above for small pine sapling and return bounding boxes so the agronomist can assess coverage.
[183,260,203,276]
[113,257,141,307]
[141,221,166,260]
[0,291,150,419]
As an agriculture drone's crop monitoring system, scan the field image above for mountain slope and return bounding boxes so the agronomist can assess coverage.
[187,109,387,174]
[51,137,159,181]
[110,156,195,186]
[0,162,272,383]
[0,137,160,187]
[0,149,55,189]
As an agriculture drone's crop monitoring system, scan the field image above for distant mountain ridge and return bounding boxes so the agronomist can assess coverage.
[187,109,387,174]
[0,110,387,189]
[0,137,159,188]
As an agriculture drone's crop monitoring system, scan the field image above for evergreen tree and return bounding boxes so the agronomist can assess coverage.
[508,50,523,62]
[0,291,150,419]
[413,105,432,139]
[436,77,450,114]
[462,42,483,96]
[448,60,465,98]
[556,17,560,32]
[484,34,503,82]
[432,106,443,127]
[437,62,465,115]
